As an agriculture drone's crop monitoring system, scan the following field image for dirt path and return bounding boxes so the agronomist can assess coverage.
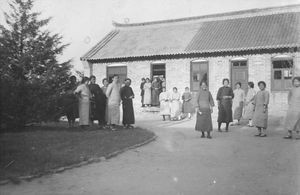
[1,113,299,195]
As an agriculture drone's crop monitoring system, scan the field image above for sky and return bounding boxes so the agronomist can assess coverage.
[1,0,300,72]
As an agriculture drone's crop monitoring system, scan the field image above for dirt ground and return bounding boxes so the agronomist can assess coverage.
[0,112,299,195]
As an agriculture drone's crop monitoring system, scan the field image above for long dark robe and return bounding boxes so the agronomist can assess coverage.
[89,83,107,125]
[151,81,161,106]
[120,85,135,125]
[61,82,78,122]
[195,89,215,132]
[216,86,234,123]
[140,82,145,105]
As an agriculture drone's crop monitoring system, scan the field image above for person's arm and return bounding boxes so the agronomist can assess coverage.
[130,87,135,99]
[106,84,112,99]
[263,91,270,113]
[209,91,215,113]
[195,92,201,114]
[287,89,292,105]
[216,88,221,107]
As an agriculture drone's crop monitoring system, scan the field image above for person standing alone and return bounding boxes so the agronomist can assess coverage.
[120,78,135,128]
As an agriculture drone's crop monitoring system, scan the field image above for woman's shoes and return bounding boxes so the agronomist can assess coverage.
[259,134,267,137]
[283,135,292,139]
[254,133,261,137]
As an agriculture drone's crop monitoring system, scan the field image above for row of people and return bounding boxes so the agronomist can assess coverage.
[140,77,166,107]
[63,75,135,130]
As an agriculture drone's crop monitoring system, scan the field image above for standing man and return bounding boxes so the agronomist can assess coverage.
[120,78,135,128]
[106,75,121,131]
[140,78,146,107]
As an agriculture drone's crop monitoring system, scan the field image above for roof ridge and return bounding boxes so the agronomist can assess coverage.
[113,4,300,27]
[81,30,119,60]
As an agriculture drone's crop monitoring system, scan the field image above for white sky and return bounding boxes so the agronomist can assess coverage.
[1,0,300,72]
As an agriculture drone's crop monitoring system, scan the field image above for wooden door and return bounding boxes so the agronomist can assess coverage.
[231,61,248,93]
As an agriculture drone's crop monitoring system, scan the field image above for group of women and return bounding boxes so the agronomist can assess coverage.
[140,77,166,107]
[62,74,135,130]
[159,87,194,121]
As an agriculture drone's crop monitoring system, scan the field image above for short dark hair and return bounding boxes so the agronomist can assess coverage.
[248,81,254,88]
[223,78,230,84]
[125,78,131,82]
[200,81,207,86]
[102,78,107,83]
[70,75,76,82]
[141,78,146,81]
[292,77,300,83]
[112,74,119,78]
[81,76,89,84]
[173,87,177,91]
[90,75,96,80]
[235,82,241,87]
[258,81,266,87]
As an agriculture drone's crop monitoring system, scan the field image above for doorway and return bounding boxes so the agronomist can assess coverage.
[231,60,248,92]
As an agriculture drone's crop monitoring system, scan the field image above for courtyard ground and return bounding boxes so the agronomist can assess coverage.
[0,111,299,195]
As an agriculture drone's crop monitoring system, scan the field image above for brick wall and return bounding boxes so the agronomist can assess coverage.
[85,51,299,120]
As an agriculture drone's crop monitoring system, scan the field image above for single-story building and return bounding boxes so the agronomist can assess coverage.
[81,4,300,116]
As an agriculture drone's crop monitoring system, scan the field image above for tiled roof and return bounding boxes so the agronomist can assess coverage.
[81,5,300,61]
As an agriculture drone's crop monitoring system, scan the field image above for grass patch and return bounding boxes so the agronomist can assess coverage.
[0,124,155,181]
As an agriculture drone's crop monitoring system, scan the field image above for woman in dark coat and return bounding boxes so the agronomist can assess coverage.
[120,78,135,128]
[62,76,78,127]
[195,81,215,138]
[89,75,107,128]
[216,78,234,132]
[151,77,161,106]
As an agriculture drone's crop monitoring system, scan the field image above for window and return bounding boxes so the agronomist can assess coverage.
[190,60,208,91]
[107,65,127,84]
[272,58,293,91]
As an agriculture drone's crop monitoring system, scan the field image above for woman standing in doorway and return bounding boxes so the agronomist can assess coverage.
[143,78,152,107]
[232,82,245,125]
[252,81,269,137]
[216,78,234,132]
[195,81,215,138]
[151,77,161,107]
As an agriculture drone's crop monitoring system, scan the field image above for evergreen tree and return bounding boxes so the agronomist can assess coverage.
[0,0,72,129]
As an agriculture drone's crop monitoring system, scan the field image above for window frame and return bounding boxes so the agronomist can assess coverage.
[150,62,166,80]
[271,56,294,92]
[106,65,127,84]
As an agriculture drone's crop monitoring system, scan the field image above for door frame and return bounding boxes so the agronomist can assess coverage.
[230,58,249,92]
[190,59,209,92]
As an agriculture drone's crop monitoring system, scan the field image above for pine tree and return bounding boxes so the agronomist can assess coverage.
[0,0,72,129]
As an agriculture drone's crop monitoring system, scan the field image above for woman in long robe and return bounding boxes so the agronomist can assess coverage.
[216,78,234,132]
[74,77,91,128]
[89,75,107,128]
[120,78,135,128]
[284,77,300,139]
[182,87,193,119]
[232,82,245,125]
[170,87,181,120]
[101,78,109,127]
[195,81,215,138]
[106,75,121,131]
[243,82,256,127]
[61,76,78,127]
[140,78,146,107]
[252,81,269,137]
[159,87,170,121]
[151,77,161,106]
[143,78,152,106]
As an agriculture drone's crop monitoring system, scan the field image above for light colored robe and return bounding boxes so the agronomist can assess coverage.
[243,88,256,120]
[159,91,170,115]
[74,84,91,126]
[170,92,181,118]
[285,87,300,131]
[106,82,121,125]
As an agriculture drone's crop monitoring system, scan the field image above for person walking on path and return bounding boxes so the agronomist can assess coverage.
[231,82,245,126]
[253,81,270,137]
[89,75,107,128]
[106,75,121,131]
[74,77,91,129]
[120,78,135,129]
[243,82,256,127]
[283,77,300,139]
[216,78,234,132]
[159,87,171,121]
[170,87,181,121]
[182,87,193,119]
[140,78,146,107]
[143,78,152,107]
[151,77,161,107]
[195,81,215,138]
